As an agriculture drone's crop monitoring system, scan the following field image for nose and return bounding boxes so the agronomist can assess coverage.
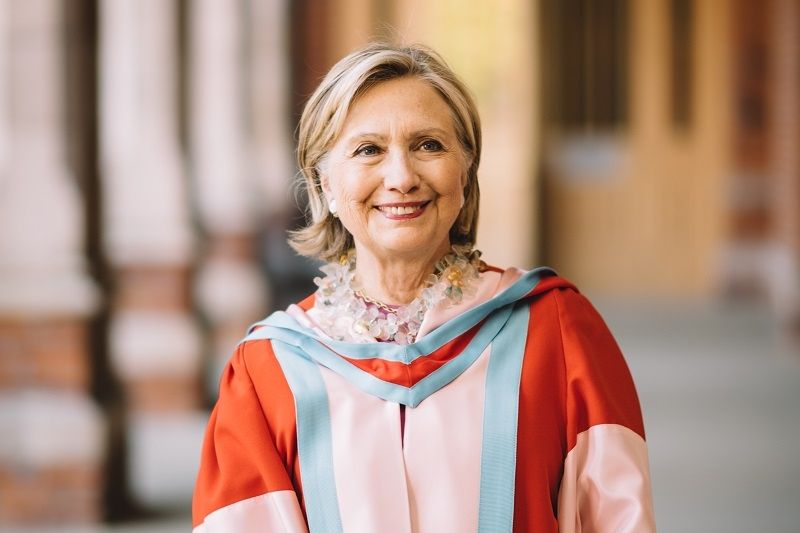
[382,149,419,194]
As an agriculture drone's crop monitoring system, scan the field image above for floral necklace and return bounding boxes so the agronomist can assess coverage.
[310,246,484,344]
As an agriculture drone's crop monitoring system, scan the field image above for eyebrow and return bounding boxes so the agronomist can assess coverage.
[342,127,452,145]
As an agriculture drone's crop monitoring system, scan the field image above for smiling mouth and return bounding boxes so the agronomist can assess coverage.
[375,201,430,219]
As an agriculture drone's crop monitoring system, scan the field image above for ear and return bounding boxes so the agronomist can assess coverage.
[460,155,473,189]
[319,168,333,202]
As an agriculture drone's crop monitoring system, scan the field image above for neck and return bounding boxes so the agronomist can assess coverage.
[354,241,451,305]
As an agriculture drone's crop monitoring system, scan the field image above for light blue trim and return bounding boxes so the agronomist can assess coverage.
[243,267,554,364]
[247,303,514,407]
[271,340,343,533]
[477,302,531,533]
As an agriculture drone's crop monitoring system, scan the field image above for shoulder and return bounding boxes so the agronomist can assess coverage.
[513,269,610,351]
[485,263,579,304]
[518,271,631,385]
[522,274,623,366]
[493,263,593,317]
[531,277,604,328]
[218,320,297,415]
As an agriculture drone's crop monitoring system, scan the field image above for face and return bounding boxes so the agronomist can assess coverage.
[321,76,468,263]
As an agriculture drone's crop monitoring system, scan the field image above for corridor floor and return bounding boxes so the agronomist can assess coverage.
[601,300,800,533]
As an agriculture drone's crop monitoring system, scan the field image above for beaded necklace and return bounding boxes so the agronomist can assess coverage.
[310,246,484,344]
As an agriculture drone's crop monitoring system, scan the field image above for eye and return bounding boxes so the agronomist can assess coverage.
[355,144,381,157]
[419,139,444,152]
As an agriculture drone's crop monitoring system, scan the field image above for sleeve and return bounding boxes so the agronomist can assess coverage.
[553,288,656,533]
[192,342,309,533]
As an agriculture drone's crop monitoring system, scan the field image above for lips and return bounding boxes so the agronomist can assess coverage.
[375,201,429,219]
[381,205,422,215]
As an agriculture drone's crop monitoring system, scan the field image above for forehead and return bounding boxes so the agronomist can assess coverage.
[339,76,456,136]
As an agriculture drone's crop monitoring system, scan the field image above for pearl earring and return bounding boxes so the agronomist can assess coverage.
[329,198,338,218]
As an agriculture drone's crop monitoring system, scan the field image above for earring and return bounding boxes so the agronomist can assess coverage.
[329,198,338,218]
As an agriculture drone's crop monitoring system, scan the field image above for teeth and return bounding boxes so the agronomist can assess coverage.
[382,205,422,215]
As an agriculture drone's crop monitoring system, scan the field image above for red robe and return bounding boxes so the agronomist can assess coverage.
[193,267,655,532]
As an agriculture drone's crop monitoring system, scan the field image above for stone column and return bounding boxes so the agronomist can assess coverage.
[249,0,293,216]
[0,0,102,525]
[99,0,205,509]
[250,0,317,310]
[189,0,269,393]
[0,0,6,170]
[721,0,772,299]
[766,0,800,327]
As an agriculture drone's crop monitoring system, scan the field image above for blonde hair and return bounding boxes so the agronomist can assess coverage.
[289,42,482,262]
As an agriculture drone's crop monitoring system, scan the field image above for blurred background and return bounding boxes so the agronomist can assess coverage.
[0,0,798,531]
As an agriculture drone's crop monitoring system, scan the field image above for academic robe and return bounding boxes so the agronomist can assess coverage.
[192,266,656,532]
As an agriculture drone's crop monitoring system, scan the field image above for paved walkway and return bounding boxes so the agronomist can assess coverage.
[600,301,800,533]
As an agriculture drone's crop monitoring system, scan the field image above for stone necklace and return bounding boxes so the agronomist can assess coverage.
[310,246,484,344]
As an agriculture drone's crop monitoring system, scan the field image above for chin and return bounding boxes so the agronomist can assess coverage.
[373,233,448,258]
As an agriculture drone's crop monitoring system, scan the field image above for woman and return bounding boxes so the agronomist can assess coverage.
[192,43,655,532]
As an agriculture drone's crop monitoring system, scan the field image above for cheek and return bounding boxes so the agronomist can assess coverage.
[330,171,373,206]
[435,164,468,203]
[339,186,374,212]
